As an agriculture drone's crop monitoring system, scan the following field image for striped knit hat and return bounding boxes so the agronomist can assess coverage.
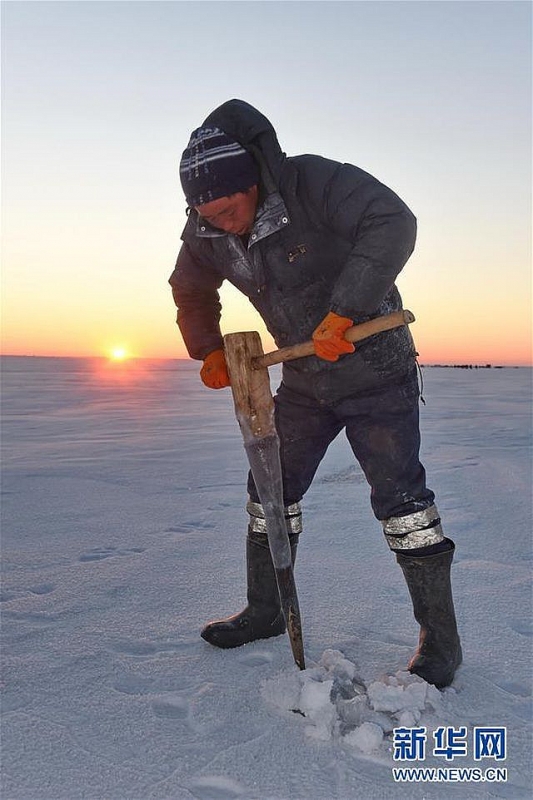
[179,126,259,207]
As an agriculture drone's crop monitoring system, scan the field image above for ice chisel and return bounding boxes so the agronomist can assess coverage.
[224,309,415,670]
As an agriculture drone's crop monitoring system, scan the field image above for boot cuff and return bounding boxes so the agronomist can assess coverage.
[396,538,455,565]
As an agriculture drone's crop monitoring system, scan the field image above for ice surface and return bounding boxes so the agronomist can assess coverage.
[1,358,532,799]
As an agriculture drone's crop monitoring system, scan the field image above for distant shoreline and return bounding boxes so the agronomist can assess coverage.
[0,355,530,369]
[0,354,191,362]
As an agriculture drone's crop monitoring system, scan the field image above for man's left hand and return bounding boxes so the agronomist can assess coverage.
[312,311,355,361]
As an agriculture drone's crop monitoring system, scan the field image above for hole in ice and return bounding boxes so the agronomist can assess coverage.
[261,649,443,749]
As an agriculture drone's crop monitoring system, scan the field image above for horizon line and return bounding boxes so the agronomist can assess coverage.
[1,353,531,369]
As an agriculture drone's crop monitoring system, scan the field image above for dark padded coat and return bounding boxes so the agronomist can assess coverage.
[169,100,418,402]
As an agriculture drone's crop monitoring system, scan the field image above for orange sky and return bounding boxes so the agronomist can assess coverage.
[2,277,531,367]
[1,2,531,367]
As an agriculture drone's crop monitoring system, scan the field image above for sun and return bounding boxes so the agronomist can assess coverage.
[109,346,130,362]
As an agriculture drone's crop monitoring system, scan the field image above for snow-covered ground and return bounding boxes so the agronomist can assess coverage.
[1,357,531,800]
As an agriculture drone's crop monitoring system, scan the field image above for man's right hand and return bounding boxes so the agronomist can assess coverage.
[200,349,231,389]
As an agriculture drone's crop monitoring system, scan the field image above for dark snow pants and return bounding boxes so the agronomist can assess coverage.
[247,366,435,522]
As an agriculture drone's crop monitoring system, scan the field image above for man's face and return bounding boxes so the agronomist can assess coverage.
[195,186,258,236]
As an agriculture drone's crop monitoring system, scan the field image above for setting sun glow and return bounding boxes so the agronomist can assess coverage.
[109,347,129,362]
[1,3,531,368]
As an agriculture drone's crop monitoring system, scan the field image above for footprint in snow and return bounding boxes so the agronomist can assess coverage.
[164,521,215,534]
[113,675,206,731]
[79,546,145,563]
[450,456,480,469]
[2,610,59,625]
[380,632,412,647]
[207,500,233,510]
[151,695,190,720]
[29,583,56,595]
[106,585,133,599]
[1,584,56,602]
[509,618,532,637]
[109,638,197,657]
[236,650,273,667]
[188,776,248,800]
[109,639,159,656]
[112,675,155,696]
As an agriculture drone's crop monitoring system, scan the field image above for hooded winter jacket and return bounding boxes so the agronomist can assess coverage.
[169,100,418,402]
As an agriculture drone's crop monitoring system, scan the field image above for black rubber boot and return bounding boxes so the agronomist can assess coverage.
[396,541,462,689]
[201,530,299,649]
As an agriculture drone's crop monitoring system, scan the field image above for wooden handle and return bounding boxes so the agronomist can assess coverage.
[253,309,415,369]
[224,331,275,439]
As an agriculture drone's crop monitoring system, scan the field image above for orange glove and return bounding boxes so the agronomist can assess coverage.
[312,311,355,362]
[200,349,230,389]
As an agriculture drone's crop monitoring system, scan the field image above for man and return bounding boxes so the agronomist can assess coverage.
[170,100,462,689]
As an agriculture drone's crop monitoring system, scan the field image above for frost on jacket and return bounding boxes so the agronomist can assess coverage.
[169,100,417,400]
